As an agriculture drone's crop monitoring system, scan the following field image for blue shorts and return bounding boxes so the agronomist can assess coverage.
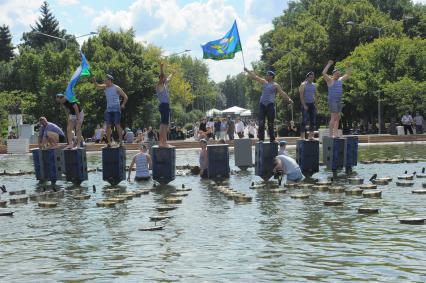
[287,170,304,182]
[104,111,121,125]
[328,98,342,113]
[159,103,170,125]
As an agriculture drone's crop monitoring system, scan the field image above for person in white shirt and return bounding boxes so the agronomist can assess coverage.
[278,140,288,155]
[273,154,304,183]
[93,124,102,143]
[235,117,245,138]
[401,112,414,135]
[247,121,257,138]
[414,111,424,134]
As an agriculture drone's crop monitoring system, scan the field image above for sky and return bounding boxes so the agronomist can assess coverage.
[0,0,288,82]
[1,0,425,82]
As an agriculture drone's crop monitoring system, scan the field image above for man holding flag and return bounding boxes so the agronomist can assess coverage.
[56,51,90,149]
[244,68,293,142]
[202,20,292,142]
[55,93,84,149]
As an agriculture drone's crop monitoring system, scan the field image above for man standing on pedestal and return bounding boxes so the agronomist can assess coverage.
[244,68,293,142]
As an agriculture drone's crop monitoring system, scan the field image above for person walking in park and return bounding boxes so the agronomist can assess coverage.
[414,111,424,134]
[38,117,66,149]
[214,117,221,140]
[227,116,235,140]
[55,93,84,149]
[299,71,317,140]
[220,118,228,140]
[156,62,173,147]
[244,67,293,142]
[93,74,128,147]
[127,144,152,182]
[322,60,352,138]
[235,117,245,138]
[248,121,257,138]
[401,111,414,135]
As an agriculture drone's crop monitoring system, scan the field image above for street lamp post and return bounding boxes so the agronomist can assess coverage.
[279,50,294,120]
[346,21,385,37]
[75,32,98,39]
[377,91,382,134]
[34,31,98,48]
[164,49,191,58]
[347,16,413,38]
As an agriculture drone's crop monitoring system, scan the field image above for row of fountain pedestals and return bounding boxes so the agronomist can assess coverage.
[31,137,358,185]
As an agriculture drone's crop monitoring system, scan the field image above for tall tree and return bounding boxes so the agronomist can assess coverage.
[0,25,14,62]
[22,1,63,49]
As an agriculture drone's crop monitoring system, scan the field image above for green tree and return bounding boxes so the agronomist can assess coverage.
[341,36,425,126]
[218,73,248,108]
[257,0,419,126]
[82,27,162,132]
[0,25,14,62]
[169,55,218,113]
[22,1,76,50]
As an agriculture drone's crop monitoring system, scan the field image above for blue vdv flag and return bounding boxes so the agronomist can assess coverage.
[66,51,91,103]
[201,20,242,60]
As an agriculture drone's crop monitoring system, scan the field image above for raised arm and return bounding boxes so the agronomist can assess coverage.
[322,60,333,85]
[244,67,267,84]
[117,86,128,109]
[341,62,352,81]
[127,156,136,181]
[276,84,293,104]
[92,77,106,90]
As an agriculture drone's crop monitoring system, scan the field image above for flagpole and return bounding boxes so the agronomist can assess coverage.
[241,49,246,68]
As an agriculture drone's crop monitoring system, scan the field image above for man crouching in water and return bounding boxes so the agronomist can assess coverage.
[273,154,304,184]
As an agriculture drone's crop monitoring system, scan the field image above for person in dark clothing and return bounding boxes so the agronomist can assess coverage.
[244,68,293,142]
[199,118,207,136]
[56,93,84,148]
[299,71,317,140]
[227,116,235,140]
[214,118,221,140]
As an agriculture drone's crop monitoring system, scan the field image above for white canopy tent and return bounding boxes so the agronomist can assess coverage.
[206,108,222,117]
[240,109,252,117]
[221,106,247,115]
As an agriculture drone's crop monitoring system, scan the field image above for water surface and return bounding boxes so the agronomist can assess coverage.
[0,143,425,282]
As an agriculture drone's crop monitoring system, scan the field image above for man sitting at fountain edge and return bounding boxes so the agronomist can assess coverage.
[38,117,66,149]
[273,154,304,183]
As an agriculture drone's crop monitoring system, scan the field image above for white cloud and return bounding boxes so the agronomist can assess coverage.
[57,0,79,5]
[1,0,284,82]
[89,0,260,81]
[0,0,43,30]
[92,8,134,30]
[81,5,96,17]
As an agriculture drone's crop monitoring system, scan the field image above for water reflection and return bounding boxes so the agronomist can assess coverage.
[0,144,425,282]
